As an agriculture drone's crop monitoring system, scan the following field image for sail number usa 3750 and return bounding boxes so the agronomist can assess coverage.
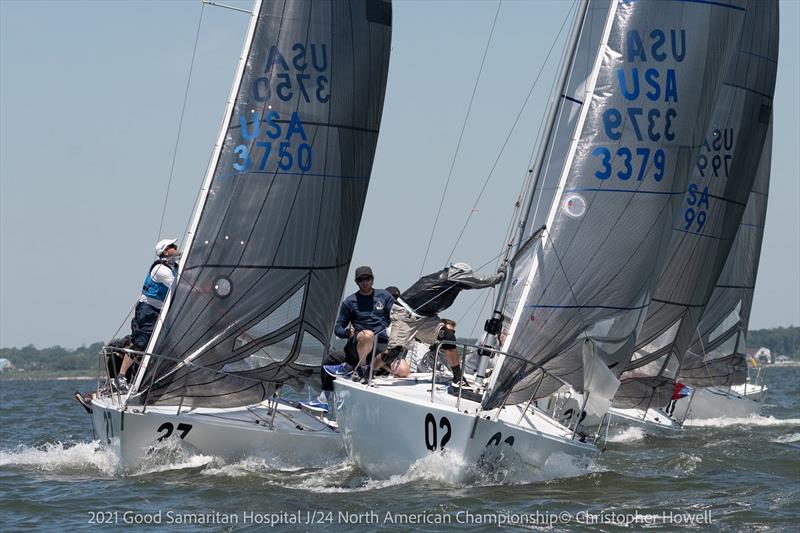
[233,111,312,173]
[231,42,330,174]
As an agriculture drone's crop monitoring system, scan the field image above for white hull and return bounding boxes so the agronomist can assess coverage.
[546,392,679,435]
[90,395,344,469]
[669,384,766,422]
[333,375,598,478]
[606,406,680,435]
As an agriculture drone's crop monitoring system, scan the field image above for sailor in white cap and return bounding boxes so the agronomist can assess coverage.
[115,238,180,391]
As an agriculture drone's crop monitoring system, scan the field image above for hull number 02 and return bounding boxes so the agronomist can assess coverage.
[424,413,451,451]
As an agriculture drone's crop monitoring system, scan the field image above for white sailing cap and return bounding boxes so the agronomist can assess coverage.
[449,262,473,273]
[155,238,178,256]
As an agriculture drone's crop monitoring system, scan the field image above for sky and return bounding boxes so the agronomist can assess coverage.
[1,0,798,349]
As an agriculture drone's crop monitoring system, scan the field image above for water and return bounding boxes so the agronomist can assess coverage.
[1,366,798,532]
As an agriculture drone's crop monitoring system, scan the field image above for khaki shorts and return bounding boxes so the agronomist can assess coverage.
[388,303,442,349]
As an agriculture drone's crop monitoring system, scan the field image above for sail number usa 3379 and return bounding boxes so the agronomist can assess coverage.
[592,28,685,183]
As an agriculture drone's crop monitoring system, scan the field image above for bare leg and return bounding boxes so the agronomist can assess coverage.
[443,348,459,369]
[355,330,375,367]
[119,355,133,377]
[443,347,467,383]
[390,359,410,378]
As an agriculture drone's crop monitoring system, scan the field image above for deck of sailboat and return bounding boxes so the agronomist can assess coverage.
[356,372,578,441]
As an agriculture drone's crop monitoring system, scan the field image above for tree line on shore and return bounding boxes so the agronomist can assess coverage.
[747,326,800,358]
[1,326,797,373]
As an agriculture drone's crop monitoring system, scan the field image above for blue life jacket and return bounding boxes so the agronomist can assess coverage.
[141,260,178,302]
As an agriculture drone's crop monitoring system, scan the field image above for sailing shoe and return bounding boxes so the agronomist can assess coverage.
[299,399,329,413]
[111,376,129,393]
[350,366,367,383]
[452,375,471,389]
[323,363,354,377]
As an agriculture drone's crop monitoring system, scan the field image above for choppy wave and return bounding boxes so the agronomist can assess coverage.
[770,433,800,444]
[200,447,597,492]
[607,427,646,443]
[0,441,118,475]
[321,450,591,490]
[661,452,702,476]
[0,437,594,489]
[202,457,306,478]
[683,415,800,428]
[133,437,215,475]
[0,438,217,478]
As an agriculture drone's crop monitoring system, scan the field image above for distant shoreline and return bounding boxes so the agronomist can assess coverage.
[0,374,94,382]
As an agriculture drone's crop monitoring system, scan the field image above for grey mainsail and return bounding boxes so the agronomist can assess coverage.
[130,0,392,408]
[615,0,778,409]
[483,0,747,410]
[679,125,773,388]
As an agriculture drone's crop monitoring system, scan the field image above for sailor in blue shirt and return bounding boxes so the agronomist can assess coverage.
[115,238,180,392]
[328,266,395,376]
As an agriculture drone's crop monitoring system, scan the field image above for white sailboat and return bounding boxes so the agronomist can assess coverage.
[668,382,766,422]
[333,0,747,477]
[605,0,778,431]
[670,126,775,422]
[87,0,393,468]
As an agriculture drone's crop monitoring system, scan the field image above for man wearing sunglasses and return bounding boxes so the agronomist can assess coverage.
[324,266,395,378]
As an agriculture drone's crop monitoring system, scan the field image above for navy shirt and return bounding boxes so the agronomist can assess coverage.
[334,289,395,343]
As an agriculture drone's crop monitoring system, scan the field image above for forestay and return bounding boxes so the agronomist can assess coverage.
[680,125,773,388]
[615,0,778,408]
[130,0,392,408]
[484,0,747,410]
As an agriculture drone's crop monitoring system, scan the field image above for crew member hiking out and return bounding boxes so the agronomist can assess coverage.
[115,238,180,392]
[380,262,504,385]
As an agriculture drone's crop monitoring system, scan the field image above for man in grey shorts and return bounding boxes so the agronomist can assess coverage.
[379,263,504,384]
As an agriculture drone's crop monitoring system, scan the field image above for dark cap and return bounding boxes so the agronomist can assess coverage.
[354,266,374,280]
